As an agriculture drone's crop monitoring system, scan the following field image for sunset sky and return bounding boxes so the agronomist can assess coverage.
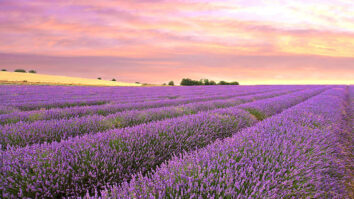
[0,0,353,84]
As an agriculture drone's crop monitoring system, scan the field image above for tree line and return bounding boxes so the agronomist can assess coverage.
[164,79,239,86]
[1,69,37,73]
[179,78,239,86]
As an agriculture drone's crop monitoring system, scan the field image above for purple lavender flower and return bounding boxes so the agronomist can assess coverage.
[0,86,327,198]
[104,87,350,199]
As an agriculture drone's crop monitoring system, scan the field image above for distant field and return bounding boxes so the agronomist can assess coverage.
[0,71,141,86]
[0,85,352,198]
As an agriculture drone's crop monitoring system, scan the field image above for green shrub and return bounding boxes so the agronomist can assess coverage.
[14,69,26,73]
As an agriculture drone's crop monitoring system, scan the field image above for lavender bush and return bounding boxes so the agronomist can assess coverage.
[0,87,308,149]
[1,85,350,198]
[0,87,325,198]
[0,86,283,124]
[105,87,350,199]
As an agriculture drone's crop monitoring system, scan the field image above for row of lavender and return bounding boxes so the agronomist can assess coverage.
[0,85,267,114]
[0,86,326,198]
[0,86,289,124]
[0,87,305,149]
[100,86,351,199]
[1,85,225,103]
[0,85,276,111]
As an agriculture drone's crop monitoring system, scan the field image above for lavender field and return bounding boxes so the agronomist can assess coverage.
[0,85,352,198]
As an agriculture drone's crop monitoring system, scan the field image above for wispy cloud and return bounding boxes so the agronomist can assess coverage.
[0,0,353,83]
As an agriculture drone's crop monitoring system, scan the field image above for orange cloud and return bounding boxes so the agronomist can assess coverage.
[0,0,353,84]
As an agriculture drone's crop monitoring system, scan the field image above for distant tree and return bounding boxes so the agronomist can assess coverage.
[29,70,37,73]
[1,69,6,71]
[162,83,167,86]
[168,81,174,86]
[111,78,116,81]
[180,78,202,86]
[135,82,140,84]
[217,81,239,85]
[97,77,102,80]
[218,81,227,85]
[203,79,210,85]
[14,69,26,73]
[180,78,193,86]
[209,80,216,85]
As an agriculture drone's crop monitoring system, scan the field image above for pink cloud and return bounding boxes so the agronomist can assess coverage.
[0,0,353,84]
